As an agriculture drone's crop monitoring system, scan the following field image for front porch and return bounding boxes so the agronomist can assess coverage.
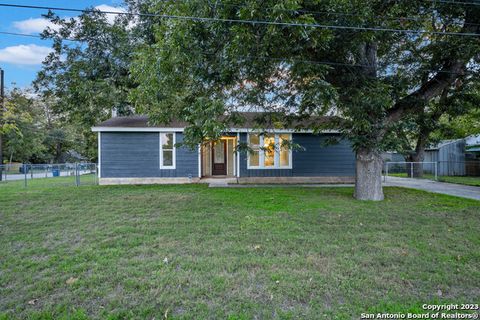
[200,136,239,179]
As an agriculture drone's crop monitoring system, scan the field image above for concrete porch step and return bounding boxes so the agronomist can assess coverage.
[200,177,238,187]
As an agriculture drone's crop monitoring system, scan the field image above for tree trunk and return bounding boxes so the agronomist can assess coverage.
[354,148,384,201]
[409,149,425,178]
[406,133,427,178]
[55,142,62,163]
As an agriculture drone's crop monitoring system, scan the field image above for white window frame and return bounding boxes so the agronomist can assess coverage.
[159,132,176,169]
[247,133,292,169]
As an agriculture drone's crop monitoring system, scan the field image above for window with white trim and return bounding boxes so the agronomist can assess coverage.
[160,133,175,169]
[247,133,292,169]
[249,134,260,167]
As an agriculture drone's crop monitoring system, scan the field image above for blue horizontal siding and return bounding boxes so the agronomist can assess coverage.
[101,132,198,178]
[239,132,355,177]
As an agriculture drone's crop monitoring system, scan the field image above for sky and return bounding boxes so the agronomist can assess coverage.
[0,0,126,89]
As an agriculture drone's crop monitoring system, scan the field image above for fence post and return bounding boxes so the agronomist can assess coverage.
[24,164,27,187]
[94,164,98,185]
[75,163,79,186]
[410,162,413,178]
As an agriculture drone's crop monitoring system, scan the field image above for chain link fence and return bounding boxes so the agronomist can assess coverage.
[0,163,97,188]
[384,160,480,186]
[384,162,438,181]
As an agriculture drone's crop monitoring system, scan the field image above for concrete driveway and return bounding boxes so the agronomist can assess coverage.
[384,176,480,201]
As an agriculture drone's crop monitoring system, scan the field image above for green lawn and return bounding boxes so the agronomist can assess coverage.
[438,176,480,187]
[0,183,479,319]
[387,173,480,187]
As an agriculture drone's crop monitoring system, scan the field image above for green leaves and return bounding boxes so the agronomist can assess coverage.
[32,0,480,160]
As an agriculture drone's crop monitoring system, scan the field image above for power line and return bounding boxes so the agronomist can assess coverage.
[0,2,478,37]
[0,31,77,41]
[206,1,480,27]
[0,30,477,75]
[426,0,480,6]
[0,31,40,38]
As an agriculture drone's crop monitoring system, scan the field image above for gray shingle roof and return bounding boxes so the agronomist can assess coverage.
[95,112,332,129]
[96,115,185,128]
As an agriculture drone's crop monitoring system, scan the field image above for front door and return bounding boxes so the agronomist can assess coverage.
[212,140,227,175]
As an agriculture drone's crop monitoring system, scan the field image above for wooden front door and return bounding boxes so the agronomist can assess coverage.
[212,140,227,175]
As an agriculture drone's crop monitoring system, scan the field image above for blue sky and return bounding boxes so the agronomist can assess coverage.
[0,0,125,89]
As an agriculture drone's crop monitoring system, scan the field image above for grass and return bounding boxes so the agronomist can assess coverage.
[437,176,480,187]
[387,173,480,187]
[0,174,97,188]
[0,182,479,319]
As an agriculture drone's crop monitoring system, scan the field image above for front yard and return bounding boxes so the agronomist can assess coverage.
[0,183,479,319]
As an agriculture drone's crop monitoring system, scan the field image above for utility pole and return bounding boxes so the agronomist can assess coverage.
[0,68,4,181]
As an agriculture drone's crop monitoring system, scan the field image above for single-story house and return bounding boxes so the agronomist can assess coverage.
[91,113,356,185]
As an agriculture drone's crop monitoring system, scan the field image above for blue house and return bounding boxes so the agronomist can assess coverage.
[92,113,356,185]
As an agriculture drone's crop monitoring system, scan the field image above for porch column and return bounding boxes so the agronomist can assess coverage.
[236,133,240,178]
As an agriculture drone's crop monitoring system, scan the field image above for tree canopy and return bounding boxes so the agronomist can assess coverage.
[30,0,480,199]
[129,0,480,199]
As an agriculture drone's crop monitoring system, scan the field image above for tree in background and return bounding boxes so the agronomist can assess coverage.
[391,81,480,177]
[1,88,46,163]
[33,1,161,161]
[0,88,86,164]
[130,0,480,200]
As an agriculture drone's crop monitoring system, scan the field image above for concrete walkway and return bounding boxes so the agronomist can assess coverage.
[384,176,480,201]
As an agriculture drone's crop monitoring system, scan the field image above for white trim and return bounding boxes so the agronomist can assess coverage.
[280,133,293,169]
[159,133,176,169]
[226,140,230,176]
[98,132,102,178]
[92,127,185,132]
[247,133,293,170]
[198,144,202,177]
[92,126,339,134]
[236,133,240,178]
[231,128,299,133]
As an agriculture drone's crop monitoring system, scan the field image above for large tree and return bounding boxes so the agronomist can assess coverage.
[130,0,480,200]
[393,80,480,177]
[33,1,165,161]
[33,3,145,161]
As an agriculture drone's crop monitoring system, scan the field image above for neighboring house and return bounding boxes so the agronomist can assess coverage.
[383,137,480,177]
[424,139,466,176]
[466,134,480,158]
[91,113,356,185]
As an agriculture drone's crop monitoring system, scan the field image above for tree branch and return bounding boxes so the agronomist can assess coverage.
[385,6,480,126]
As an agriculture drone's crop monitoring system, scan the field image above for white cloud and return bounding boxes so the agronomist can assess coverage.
[13,18,60,34]
[12,4,126,35]
[0,44,53,65]
[95,4,126,24]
